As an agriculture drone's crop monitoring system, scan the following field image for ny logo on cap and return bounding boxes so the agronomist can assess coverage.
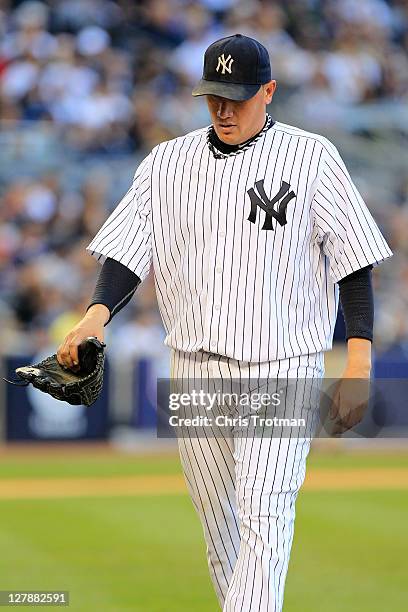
[247,180,296,230]
[216,53,234,75]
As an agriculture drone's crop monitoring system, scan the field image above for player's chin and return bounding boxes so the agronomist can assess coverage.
[216,125,239,142]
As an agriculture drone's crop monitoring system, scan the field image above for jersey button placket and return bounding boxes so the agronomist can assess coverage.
[209,227,226,351]
[205,163,226,353]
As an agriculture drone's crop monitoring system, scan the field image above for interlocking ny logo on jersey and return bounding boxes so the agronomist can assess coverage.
[247,180,296,230]
[216,53,234,74]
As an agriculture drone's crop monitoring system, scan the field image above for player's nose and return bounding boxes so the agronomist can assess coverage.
[217,101,234,119]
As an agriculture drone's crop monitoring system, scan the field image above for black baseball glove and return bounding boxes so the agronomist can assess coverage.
[3,337,106,407]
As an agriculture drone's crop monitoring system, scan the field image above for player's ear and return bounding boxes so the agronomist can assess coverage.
[263,81,277,104]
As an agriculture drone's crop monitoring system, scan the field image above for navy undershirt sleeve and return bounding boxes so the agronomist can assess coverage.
[87,258,141,326]
[338,265,374,342]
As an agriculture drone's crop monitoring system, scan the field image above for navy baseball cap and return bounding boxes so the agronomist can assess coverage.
[192,34,272,101]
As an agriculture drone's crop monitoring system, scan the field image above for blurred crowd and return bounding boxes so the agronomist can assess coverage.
[0,0,407,358]
[1,0,408,148]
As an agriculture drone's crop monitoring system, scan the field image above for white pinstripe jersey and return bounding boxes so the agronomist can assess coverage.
[86,119,392,362]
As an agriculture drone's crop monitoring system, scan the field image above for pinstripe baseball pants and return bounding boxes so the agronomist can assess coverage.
[170,348,324,612]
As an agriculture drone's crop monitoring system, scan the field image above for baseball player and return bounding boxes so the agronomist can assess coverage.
[57,35,392,611]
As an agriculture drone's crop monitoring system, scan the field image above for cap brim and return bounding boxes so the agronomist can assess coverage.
[192,79,261,101]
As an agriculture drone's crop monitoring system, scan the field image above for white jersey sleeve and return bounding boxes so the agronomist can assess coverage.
[86,154,152,281]
[311,142,392,282]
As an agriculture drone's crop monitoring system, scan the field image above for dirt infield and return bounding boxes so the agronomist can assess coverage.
[0,442,177,458]
[0,468,408,500]
[0,474,186,499]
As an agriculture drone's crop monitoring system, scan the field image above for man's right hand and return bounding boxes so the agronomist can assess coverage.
[56,304,110,371]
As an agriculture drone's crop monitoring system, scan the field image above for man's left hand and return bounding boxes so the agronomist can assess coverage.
[329,366,371,435]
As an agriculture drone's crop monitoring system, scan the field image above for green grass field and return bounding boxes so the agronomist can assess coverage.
[0,447,407,611]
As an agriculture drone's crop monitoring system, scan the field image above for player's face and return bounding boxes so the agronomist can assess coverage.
[206,81,277,145]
